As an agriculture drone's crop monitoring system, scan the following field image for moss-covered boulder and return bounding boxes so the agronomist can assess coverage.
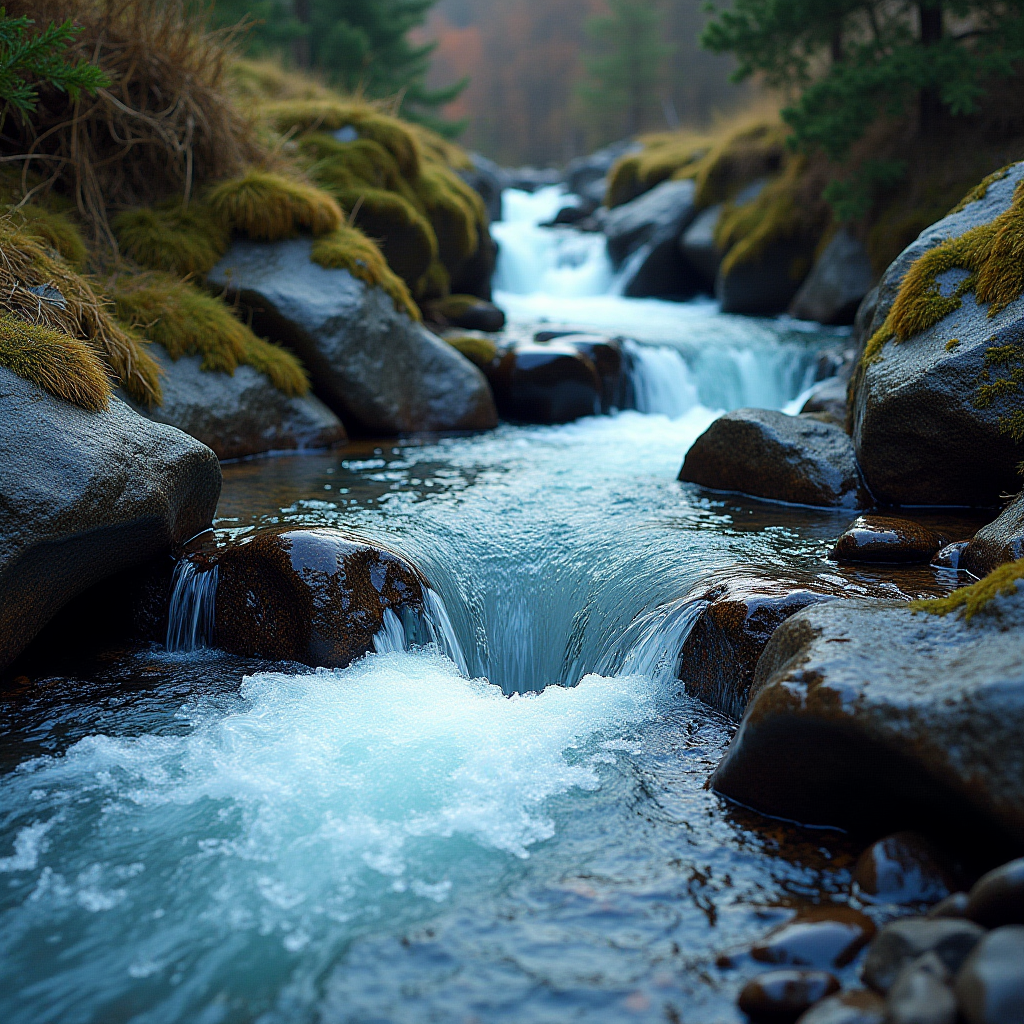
[851,164,1024,506]
[710,581,1024,848]
[0,368,221,672]
[207,238,497,435]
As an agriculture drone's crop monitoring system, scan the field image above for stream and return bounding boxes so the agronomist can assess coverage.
[0,189,952,1023]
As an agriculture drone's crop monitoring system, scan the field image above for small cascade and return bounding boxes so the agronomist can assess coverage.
[622,339,700,417]
[166,560,218,653]
[371,589,471,676]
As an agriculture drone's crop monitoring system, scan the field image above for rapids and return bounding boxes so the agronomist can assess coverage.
[1,188,882,1023]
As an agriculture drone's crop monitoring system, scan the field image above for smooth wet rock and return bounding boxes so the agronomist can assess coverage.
[425,295,506,333]
[547,334,624,413]
[187,526,427,668]
[208,238,497,435]
[128,343,346,460]
[850,163,1024,506]
[797,990,886,1024]
[458,152,508,223]
[0,368,221,672]
[752,907,876,969]
[954,926,1024,1024]
[965,858,1024,928]
[717,237,812,317]
[928,893,970,919]
[854,833,954,906]
[800,377,848,424]
[487,343,601,424]
[832,518,944,565]
[885,952,957,1024]
[679,204,724,290]
[932,542,970,570]
[710,592,1024,846]
[679,409,868,508]
[961,493,1024,578]
[789,230,876,327]
[739,969,841,1023]
[862,919,986,993]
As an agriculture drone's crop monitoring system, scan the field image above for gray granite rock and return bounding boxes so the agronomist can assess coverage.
[790,230,876,326]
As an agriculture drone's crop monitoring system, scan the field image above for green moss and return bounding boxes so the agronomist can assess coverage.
[911,557,1024,619]
[206,170,342,241]
[310,225,420,320]
[946,338,961,351]
[113,205,229,278]
[444,333,498,369]
[605,131,713,208]
[13,206,88,268]
[0,312,112,411]
[111,272,309,396]
[414,164,484,272]
[416,259,450,302]
[947,165,1012,216]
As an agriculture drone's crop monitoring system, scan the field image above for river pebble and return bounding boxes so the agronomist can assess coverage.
[964,857,1024,928]
[853,832,953,905]
[885,952,957,1024]
[831,516,944,564]
[739,969,841,1023]
[954,926,1024,1024]
[927,893,970,920]
[796,989,886,1024]
[752,906,876,969]
[862,918,985,993]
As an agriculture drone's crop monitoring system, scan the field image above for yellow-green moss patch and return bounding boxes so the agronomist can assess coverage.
[114,205,229,278]
[207,170,342,241]
[911,557,1024,619]
[0,312,112,411]
[12,206,88,269]
[414,165,484,271]
[444,333,498,369]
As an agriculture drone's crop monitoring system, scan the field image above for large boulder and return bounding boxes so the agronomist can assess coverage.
[458,152,508,223]
[487,343,601,424]
[679,409,869,508]
[208,239,497,436]
[128,343,346,461]
[0,368,221,671]
[710,588,1024,847]
[850,163,1024,506]
[603,180,702,298]
[961,492,1024,577]
[679,204,724,291]
[789,230,876,326]
[717,238,812,317]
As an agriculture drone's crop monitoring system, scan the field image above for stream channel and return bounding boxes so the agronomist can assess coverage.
[0,189,967,1023]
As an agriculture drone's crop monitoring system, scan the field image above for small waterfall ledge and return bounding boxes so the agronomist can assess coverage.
[166,559,218,653]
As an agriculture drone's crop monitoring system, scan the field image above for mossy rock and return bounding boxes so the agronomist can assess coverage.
[443,333,499,370]
[206,170,342,241]
[113,204,229,278]
[427,295,505,333]
[912,557,1024,620]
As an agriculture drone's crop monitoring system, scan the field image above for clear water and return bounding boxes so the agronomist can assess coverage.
[0,191,963,1023]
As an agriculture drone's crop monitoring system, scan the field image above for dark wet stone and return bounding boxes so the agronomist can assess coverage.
[426,296,506,333]
[0,368,221,673]
[800,377,848,425]
[738,969,841,1023]
[679,204,724,290]
[789,230,876,327]
[853,833,954,905]
[680,408,868,508]
[831,517,945,565]
[752,906,876,969]
[954,925,1024,1024]
[862,918,986,994]
[487,344,601,424]
[885,951,957,1024]
[187,526,426,669]
[961,493,1024,578]
[717,237,813,317]
[796,989,886,1024]
[932,542,970,570]
[545,334,624,413]
[928,893,970,920]
[965,857,1024,928]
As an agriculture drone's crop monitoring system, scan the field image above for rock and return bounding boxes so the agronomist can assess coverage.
[717,237,813,317]
[425,295,506,333]
[208,238,497,436]
[850,163,1024,506]
[800,377,849,424]
[965,858,1024,928]
[680,204,724,290]
[565,139,639,197]
[954,926,1024,1024]
[602,180,702,299]
[789,230,876,327]
[0,368,221,672]
[679,409,868,509]
[853,833,954,906]
[186,527,427,669]
[738,969,841,1023]
[862,919,986,993]
[885,952,957,1024]
[458,152,508,223]
[541,333,624,413]
[932,542,970,570]
[128,343,346,461]
[450,228,499,302]
[487,343,601,424]
[543,202,598,228]
[709,592,1024,845]
[961,493,1024,578]
[443,333,500,372]
[929,893,971,920]
[752,907,876,969]
[796,990,886,1024]
[831,517,945,565]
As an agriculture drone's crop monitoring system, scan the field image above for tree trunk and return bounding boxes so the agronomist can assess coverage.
[918,2,944,133]
[293,0,311,70]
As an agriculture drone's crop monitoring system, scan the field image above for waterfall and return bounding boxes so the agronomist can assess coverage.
[372,588,471,676]
[166,560,218,653]
[622,339,700,417]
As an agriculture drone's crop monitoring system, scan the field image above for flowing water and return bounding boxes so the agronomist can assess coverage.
[0,190,963,1023]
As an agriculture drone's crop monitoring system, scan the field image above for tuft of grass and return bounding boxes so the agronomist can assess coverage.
[113,205,229,277]
[206,170,342,241]
[911,557,1024,619]
[0,312,112,411]
[111,272,309,396]
[12,206,88,268]
[310,225,419,320]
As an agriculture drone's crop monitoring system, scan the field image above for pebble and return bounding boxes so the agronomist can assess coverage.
[928,893,970,920]
[965,857,1024,928]
[752,907,876,969]
[862,917,986,993]
[954,925,1024,1024]
[885,952,957,1024]
[853,832,953,906]
[831,516,944,564]
[795,989,886,1024]
[931,541,970,570]
[739,969,841,1023]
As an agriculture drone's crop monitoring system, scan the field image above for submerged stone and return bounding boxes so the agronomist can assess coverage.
[853,832,954,906]
[488,343,601,424]
[964,857,1024,928]
[862,919,986,994]
[795,989,885,1024]
[751,906,876,969]
[954,926,1024,1024]
[831,517,945,565]
[738,969,840,1023]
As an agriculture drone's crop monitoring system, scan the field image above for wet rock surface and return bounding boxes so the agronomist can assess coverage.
[710,590,1024,845]
[128,343,346,460]
[960,492,1024,578]
[928,893,971,920]
[546,334,624,412]
[800,377,849,425]
[885,951,957,1024]
[187,526,427,668]
[953,925,1024,1024]
[964,858,1024,928]
[852,833,954,906]
[0,369,221,672]
[739,969,841,1023]
[932,542,970,570]
[751,907,876,969]
[487,343,601,424]
[831,517,945,565]
[789,230,876,327]
[679,204,724,289]
[796,989,886,1024]
[680,408,868,508]
[717,238,811,317]
[862,918,985,993]
[425,296,506,333]
[208,239,497,435]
